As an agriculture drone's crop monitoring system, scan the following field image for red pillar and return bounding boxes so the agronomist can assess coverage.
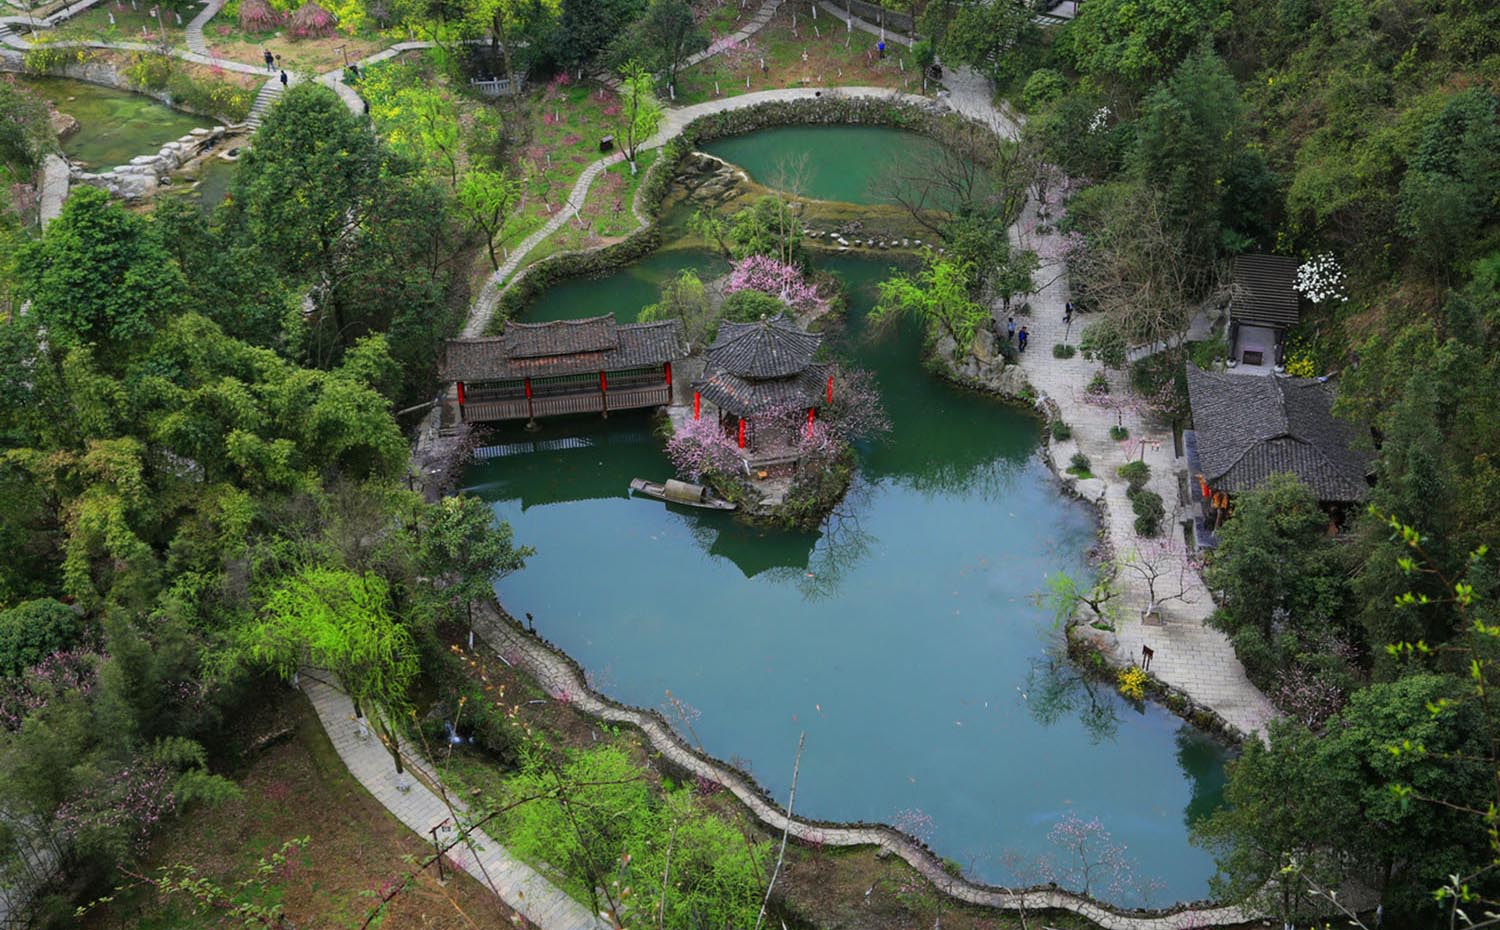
[456,382,466,422]
[524,377,534,423]
[599,371,609,417]
[665,361,672,385]
[826,373,834,404]
[693,391,701,420]
[806,407,816,437]
[737,418,746,449]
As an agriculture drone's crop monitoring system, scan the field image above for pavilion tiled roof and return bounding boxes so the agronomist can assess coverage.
[441,316,685,381]
[705,315,822,380]
[694,364,830,419]
[1186,365,1374,502]
[1231,254,1301,329]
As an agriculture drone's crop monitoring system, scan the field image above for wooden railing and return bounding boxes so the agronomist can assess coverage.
[461,384,669,423]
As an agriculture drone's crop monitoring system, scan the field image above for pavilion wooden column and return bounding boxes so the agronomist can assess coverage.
[806,406,815,437]
[737,418,746,449]
[599,371,609,418]
[524,377,535,427]
[456,381,466,422]
[693,391,701,420]
[826,373,834,404]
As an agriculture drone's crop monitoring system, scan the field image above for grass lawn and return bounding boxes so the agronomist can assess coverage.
[674,2,922,104]
[50,2,187,47]
[526,149,658,265]
[78,693,524,930]
[204,21,387,73]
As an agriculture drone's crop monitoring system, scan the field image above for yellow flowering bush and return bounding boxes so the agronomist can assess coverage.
[1283,338,1317,378]
[1117,665,1148,700]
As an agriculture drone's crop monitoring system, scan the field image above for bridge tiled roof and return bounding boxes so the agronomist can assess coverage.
[442,316,685,381]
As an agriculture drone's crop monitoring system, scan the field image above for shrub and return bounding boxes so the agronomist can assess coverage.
[0,599,83,677]
[125,51,175,91]
[288,0,335,36]
[239,0,283,31]
[1116,665,1147,700]
[1080,317,1128,369]
[1086,370,1110,395]
[721,288,784,323]
[1022,68,1068,111]
[1117,459,1151,491]
[1050,419,1073,441]
[1069,451,1092,474]
[1189,335,1228,370]
[1128,486,1165,537]
[1109,424,1129,440]
[1052,342,1077,359]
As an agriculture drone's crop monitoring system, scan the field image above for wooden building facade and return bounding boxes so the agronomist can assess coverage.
[442,316,686,425]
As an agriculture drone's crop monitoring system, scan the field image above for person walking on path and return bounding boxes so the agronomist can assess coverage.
[1006,317,1016,341]
[263,48,274,72]
[279,69,288,88]
[1018,326,1029,352]
[1064,301,1074,325]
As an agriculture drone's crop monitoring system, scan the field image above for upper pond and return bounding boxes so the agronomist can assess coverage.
[20,75,208,170]
[464,129,1230,906]
[700,124,947,205]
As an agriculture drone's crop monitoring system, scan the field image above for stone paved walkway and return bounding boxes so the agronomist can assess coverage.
[464,83,963,336]
[1008,203,1279,739]
[183,0,222,57]
[300,673,608,930]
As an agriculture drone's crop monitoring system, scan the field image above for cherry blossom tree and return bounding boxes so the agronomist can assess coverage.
[724,255,830,317]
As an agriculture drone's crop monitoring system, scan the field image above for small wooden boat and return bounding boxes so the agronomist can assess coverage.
[629,478,737,511]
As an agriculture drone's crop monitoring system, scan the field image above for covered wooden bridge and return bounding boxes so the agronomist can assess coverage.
[442,316,686,425]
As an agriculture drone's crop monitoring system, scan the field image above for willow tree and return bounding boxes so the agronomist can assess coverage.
[872,254,989,355]
[247,566,418,785]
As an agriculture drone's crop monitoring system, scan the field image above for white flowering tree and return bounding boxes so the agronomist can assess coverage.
[1293,252,1349,304]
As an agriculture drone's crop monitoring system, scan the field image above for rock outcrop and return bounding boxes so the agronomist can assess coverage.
[70,125,230,201]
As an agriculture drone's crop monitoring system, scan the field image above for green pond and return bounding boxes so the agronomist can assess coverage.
[21,75,209,170]
[466,265,1230,906]
[700,125,947,205]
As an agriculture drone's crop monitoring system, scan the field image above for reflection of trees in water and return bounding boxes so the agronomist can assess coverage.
[1174,725,1231,830]
[768,478,878,601]
[1024,650,1122,745]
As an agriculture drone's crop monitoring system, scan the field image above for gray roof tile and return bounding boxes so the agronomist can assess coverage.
[1186,364,1374,502]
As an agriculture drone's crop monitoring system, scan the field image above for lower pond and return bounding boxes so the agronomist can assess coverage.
[20,75,208,170]
[465,242,1230,905]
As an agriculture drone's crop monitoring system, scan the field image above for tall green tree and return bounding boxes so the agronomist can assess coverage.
[417,494,532,644]
[1205,473,1353,683]
[616,60,663,172]
[16,186,186,367]
[457,167,522,270]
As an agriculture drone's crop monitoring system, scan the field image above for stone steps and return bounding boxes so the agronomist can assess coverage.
[245,78,284,128]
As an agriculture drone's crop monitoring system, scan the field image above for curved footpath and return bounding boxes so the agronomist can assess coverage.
[301,673,608,930]
[1007,200,1279,738]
